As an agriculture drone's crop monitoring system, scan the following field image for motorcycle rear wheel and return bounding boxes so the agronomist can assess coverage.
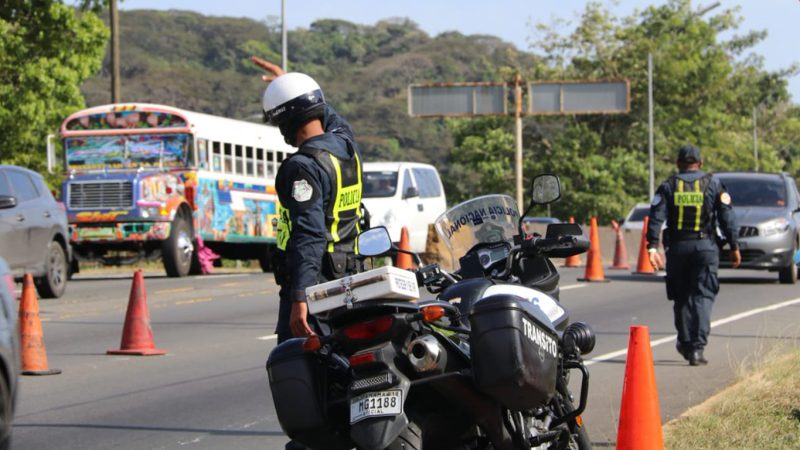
[384,420,422,450]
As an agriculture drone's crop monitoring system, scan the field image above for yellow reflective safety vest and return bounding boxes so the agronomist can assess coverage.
[276,147,362,254]
[669,173,713,232]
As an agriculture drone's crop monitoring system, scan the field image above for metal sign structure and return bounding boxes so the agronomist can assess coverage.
[408,83,507,117]
[408,79,630,208]
[528,80,630,115]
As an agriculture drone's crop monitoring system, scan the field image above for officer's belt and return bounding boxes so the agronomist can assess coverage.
[670,230,710,241]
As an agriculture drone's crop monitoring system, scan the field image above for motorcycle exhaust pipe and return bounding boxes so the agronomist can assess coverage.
[407,335,446,372]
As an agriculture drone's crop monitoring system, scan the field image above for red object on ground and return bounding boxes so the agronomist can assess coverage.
[633,216,657,275]
[578,217,608,282]
[610,220,631,270]
[19,273,62,375]
[564,216,583,268]
[616,325,664,450]
[107,270,166,356]
[396,226,414,270]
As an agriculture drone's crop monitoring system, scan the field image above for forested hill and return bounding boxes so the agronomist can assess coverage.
[81,10,536,166]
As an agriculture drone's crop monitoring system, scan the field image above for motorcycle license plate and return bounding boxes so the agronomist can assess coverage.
[350,390,403,424]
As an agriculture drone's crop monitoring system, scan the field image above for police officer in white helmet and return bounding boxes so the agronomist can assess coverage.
[252,56,365,344]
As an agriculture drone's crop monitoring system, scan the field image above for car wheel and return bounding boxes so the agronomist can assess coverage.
[35,241,67,299]
[162,213,194,278]
[779,259,797,284]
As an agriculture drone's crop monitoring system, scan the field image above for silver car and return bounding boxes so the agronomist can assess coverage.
[716,172,800,284]
[0,165,71,297]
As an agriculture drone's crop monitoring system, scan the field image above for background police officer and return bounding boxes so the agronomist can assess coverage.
[647,144,741,366]
[253,57,363,343]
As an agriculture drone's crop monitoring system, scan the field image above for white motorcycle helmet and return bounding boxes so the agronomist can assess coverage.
[262,72,326,146]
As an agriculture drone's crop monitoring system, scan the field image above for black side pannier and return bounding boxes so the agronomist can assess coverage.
[468,294,559,411]
[266,338,352,450]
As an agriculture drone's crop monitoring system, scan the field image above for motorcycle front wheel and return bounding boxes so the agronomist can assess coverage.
[560,396,591,450]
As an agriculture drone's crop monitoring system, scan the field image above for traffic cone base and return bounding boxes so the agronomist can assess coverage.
[107,270,167,356]
[578,217,609,282]
[19,273,61,376]
[107,348,166,356]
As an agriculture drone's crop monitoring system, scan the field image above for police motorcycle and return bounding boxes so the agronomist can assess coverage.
[266,174,596,450]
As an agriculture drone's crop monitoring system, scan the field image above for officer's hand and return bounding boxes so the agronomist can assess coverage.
[290,301,315,338]
[649,250,664,270]
[730,249,742,269]
[250,56,285,82]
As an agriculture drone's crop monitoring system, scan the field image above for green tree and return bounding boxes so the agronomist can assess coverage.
[0,1,108,177]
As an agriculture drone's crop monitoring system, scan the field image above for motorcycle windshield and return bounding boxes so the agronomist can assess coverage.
[434,194,520,268]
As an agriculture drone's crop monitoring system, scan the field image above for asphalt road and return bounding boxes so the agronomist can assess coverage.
[11,266,800,449]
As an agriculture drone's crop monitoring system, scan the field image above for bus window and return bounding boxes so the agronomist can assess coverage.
[235,145,244,175]
[267,151,275,177]
[212,141,221,172]
[245,146,254,176]
[224,143,233,173]
[197,139,208,169]
[255,148,265,177]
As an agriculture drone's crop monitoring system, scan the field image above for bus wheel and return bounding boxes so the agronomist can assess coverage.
[163,214,194,277]
[258,245,272,273]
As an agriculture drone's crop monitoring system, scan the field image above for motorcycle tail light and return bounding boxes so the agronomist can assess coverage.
[302,335,321,352]
[343,316,393,340]
[348,351,377,367]
[421,305,445,323]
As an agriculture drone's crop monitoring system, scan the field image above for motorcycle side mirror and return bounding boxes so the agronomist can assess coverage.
[356,226,393,257]
[531,174,561,205]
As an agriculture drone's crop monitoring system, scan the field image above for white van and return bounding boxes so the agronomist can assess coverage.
[361,162,447,253]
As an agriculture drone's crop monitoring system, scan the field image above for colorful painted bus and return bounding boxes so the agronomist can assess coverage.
[59,103,295,276]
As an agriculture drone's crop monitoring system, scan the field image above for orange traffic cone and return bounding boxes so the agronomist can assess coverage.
[19,273,61,375]
[396,226,414,270]
[616,325,664,450]
[578,217,609,282]
[610,220,631,270]
[633,216,656,275]
[564,217,582,268]
[107,270,166,356]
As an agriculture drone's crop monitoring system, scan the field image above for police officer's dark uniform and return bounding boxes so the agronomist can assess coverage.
[261,72,363,344]
[647,145,739,366]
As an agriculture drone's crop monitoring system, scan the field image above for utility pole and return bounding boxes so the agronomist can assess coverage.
[752,107,759,172]
[281,0,288,72]
[514,74,524,209]
[647,53,654,200]
[110,0,121,103]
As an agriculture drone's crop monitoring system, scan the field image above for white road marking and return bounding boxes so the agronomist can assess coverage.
[257,334,278,341]
[561,284,587,291]
[585,296,800,366]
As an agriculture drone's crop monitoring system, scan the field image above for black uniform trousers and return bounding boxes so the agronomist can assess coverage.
[665,238,720,354]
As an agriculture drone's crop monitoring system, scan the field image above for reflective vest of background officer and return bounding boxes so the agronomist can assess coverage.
[647,144,741,366]
[255,57,363,343]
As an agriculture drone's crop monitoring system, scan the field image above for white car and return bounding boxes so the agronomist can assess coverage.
[620,203,651,232]
[361,162,446,253]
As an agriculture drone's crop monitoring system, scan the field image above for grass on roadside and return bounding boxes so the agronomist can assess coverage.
[663,346,800,450]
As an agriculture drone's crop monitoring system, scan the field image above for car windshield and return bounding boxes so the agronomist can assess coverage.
[719,176,786,207]
[628,207,650,222]
[64,134,190,170]
[435,195,520,267]
[363,171,398,198]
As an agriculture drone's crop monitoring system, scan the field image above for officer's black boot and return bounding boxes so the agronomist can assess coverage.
[676,343,690,361]
[689,349,708,366]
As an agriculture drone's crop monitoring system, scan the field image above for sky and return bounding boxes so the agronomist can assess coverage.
[114,0,800,102]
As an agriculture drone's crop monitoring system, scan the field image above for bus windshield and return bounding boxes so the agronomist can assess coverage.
[65,134,191,170]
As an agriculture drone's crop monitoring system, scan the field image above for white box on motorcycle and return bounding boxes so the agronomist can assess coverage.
[305,266,420,315]
[469,294,559,411]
